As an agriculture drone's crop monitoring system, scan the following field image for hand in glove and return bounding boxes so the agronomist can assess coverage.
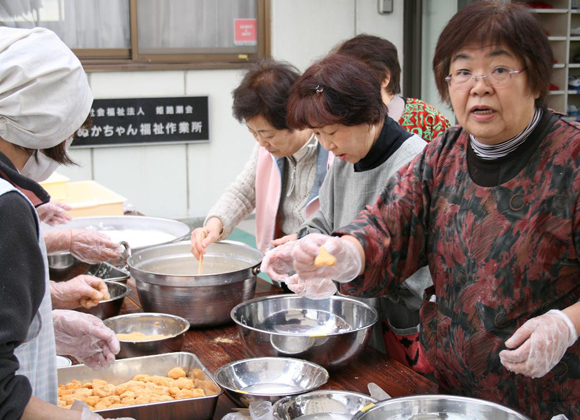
[37,200,72,226]
[72,400,135,420]
[285,275,337,300]
[292,234,362,283]
[53,310,120,370]
[50,275,110,310]
[499,310,578,378]
[191,217,223,259]
[45,229,122,264]
[261,241,297,281]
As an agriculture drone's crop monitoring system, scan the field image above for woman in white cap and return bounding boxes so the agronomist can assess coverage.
[0,27,131,420]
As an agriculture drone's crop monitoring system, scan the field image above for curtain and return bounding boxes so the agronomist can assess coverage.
[137,0,257,52]
[0,0,130,48]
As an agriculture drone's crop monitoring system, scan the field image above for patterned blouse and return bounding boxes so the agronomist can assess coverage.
[399,98,451,142]
[337,111,580,420]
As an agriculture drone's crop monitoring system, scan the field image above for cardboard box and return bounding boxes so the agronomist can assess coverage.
[57,181,127,218]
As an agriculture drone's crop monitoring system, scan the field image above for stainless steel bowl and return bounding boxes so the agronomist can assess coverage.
[352,395,531,420]
[273,390,377,420]
[103,312,190,358]
[231,295,378,370]
[47,252,76,269]
[214,357,329,408]
[77,281,130,320]
[128,240,262,327]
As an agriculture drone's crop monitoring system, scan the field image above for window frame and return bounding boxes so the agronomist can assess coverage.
[76,0,271,72]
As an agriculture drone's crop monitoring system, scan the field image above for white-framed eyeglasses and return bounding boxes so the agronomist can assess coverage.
[445,67,527,91]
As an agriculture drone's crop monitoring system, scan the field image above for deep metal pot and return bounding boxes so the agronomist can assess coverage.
[128,240,262,327]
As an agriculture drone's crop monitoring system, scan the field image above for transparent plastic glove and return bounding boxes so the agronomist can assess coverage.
[52,310,120,370]
[551,416,569,420]
[499,310,578,378]
[286,274,337,300]
[261,240,297,281]
[221,414,246,420]
[45,229,123,264]
[249,401,274,420]
[368,382,391,401]
[72,400,135,420]
[37,200,72,226]
[50,275,109,310]
[271,233,297,247]
[191,217,223,259]
[292,234,362,283]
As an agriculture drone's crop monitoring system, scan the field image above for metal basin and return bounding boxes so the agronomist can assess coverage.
[214,357,328,407]
[273,390,377,420]
[103,312,190,358]
[231,295,378,371]
[128,240,262,327]
[77,281,130,320]
[352,395,531,420]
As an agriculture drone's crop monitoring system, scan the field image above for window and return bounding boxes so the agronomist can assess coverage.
[0,0,270,71]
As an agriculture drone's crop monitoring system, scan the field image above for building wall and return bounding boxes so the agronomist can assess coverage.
[59,0,406,219]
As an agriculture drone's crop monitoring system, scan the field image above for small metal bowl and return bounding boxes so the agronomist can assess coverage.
[352,395,531,420]
[214,357,329,407]
[231,295,378,370]
[103,312,190,359]
[77,281,130,320]
[47,252,76,269]
[273,390,377,420]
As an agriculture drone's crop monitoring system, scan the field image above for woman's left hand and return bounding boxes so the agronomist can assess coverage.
[499,310,578,378]
[50,275,109,309]
[36,200,72,226]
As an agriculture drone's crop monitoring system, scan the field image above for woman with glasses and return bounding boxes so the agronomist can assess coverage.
[272,1,580,418]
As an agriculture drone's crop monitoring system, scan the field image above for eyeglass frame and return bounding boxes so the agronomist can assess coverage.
[444,68,527,91]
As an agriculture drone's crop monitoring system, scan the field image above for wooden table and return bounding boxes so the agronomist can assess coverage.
[120,278,437,419]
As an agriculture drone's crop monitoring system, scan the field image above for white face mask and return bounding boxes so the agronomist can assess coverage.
[20,137,73,182]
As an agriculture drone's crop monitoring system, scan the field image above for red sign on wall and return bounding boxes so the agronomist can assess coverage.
[234,19,257,46]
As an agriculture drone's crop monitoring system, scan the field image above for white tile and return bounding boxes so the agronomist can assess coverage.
[271,0,355,71]
[57,148,93,181]
[89,71,185,98]
[92,144,188,219]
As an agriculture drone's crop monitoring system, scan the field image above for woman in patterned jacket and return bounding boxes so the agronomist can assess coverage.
[280,1,580,418]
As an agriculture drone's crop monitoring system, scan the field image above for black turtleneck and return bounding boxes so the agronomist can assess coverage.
[354,116,413,173]
[467,109,557,187]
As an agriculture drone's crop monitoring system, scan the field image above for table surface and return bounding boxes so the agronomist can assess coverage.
[120,277,437,419]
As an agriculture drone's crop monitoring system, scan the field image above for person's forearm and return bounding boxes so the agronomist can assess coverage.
[43,230,71,254]
[342,235,365,275]
[21,396,80,420]
[562,300,580,336]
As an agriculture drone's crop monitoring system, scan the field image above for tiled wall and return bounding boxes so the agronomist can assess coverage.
[59,0,406,220]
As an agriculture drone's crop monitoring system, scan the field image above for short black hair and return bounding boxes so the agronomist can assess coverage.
[232,59,301,130]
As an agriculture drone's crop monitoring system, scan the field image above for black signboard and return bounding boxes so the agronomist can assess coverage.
[72,96,209,147]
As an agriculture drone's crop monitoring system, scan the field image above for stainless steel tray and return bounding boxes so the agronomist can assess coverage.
[85,262,130,283]
[58,352,222,420]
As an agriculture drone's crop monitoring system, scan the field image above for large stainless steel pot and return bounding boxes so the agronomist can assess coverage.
[128,240,262,327]
[352,395,531,420]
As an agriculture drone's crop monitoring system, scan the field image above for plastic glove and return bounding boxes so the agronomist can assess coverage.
[53,310,120,370]
[191,217,223,259]
[292,234,362,283]
[45,229,123,264]
[286,274,337,300]
[37,200,72,226]
[499,310,578,378]
[72,400,135,420]
[271,233,297,247]
[261,240,297,281]
[50,275,109,310]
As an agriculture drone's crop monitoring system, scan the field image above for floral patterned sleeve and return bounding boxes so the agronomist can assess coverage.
[399,98,452,142]
[336,142,436,297]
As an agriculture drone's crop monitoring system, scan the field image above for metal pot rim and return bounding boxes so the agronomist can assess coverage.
[352,394,532,420]
[230,294,379,336]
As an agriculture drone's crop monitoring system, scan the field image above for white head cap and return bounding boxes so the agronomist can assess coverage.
[0,27,93,149]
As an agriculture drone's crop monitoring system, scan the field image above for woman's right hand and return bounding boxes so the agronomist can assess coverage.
[190,218,223,260]
[292,233,363,283]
